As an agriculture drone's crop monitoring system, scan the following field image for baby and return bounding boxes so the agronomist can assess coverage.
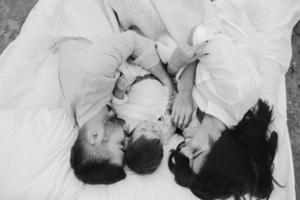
[111,63,175,174]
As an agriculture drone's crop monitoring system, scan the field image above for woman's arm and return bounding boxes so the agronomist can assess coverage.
[172,60,197,129]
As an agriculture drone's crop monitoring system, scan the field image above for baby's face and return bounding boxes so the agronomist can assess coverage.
[133,121,163,141]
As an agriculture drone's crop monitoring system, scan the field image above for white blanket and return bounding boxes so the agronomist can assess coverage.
[0,0,298,199]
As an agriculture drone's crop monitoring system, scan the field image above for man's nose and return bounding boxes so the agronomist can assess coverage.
[88,133,99,145]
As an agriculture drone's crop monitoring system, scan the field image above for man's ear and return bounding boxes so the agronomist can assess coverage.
[106,104,113,112]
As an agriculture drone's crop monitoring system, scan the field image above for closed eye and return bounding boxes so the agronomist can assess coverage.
[192,149,200,154]
[192,151,203,160]
[119,140,125,146]
[152,129,159,133]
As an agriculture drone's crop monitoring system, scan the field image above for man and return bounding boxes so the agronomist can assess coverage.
[57,30,174,184]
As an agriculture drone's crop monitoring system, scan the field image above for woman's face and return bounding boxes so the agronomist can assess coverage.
[180,110,225,173]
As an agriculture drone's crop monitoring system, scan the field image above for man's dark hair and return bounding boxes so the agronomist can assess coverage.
[125,135,163,174]
[70,138,126,184]
[169,99,280,200]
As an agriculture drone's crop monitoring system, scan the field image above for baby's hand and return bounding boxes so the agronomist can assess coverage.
[113,75,135,99]
[115,75,135,92]
[167,42,208,75]
[171,92,193,130]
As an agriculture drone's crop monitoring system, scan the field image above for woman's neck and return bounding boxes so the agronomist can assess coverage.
[202,114,226,140]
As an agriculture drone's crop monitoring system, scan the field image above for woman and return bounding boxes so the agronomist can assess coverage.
[168,99,279,200]
[107,0,286,199]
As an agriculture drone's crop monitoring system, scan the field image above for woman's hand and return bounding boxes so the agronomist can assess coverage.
[171,91,193,130]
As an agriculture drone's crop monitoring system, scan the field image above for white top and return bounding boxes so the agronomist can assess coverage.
[192,33,261,127]
[108,0,261,127]
[191,1,262,127]
[111,68,174,139]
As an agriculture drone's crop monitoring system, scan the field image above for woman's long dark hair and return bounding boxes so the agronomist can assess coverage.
[169,99,279,200]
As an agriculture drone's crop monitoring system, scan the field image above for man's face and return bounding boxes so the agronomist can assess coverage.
[79,112,126,166]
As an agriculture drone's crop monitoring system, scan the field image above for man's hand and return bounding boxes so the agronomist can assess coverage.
[113,75,135,99]
[171,91,193,130]
[167,42,208,75]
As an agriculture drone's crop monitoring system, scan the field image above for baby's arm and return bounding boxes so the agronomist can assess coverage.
[112,74,134,103]
[171,60,197,130]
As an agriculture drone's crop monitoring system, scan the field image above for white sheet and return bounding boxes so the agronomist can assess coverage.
[0,0,298,199]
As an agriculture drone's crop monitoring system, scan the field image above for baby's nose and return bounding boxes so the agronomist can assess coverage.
[151,124,157,130]
[92,133,98,139]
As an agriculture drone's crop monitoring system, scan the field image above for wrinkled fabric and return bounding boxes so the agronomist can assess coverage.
[57,31,160,126]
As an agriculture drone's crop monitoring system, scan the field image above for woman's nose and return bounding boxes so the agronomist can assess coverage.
[183,127,194,137]
[180,146,193,159]
[189,139,199,149]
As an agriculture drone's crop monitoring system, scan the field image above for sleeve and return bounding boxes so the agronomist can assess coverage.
[192,34,261,127]
[58,38,120,127]
[192,26,221,45]
[106,30,161,70]
[111,94,129,105]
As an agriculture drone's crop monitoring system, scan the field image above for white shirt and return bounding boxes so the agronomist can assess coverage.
[57,31,161,127]
[192,32,261,127]
[111,69,174,139]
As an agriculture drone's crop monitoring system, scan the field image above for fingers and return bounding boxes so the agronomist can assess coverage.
[171,94,193,130]
[193,40,208,51]
[182,109,192,129]
[171,105,178,124]
[171,102,180,128]
[172,105,190,130]
[117,75,135,91]
[177,111,186,130]
[127,75,136,85]
[193,42,209,59]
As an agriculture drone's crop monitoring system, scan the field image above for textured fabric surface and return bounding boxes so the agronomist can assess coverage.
[57,30,160,126]
[108,0,220,46]
[108,0,261,127]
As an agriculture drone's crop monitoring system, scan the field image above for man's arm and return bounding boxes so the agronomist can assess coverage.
[108,30,175,95]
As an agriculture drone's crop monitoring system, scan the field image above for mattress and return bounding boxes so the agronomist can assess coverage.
[0,0,298,199]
